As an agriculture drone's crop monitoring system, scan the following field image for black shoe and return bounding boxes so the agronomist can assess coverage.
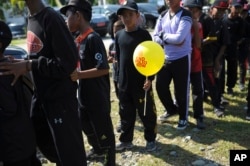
[246,112,250,120]
[176,120,188,130]
[227,88,233,96]
[86,149,104,160]
[196,118,206,129]
[116,121,122,133]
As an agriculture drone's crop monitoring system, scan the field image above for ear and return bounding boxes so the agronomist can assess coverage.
[75,11,82,20]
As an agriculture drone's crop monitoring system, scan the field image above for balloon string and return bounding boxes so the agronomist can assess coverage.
[144,76,148,116]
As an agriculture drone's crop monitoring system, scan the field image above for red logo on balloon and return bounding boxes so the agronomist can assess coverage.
[135,55,147,68]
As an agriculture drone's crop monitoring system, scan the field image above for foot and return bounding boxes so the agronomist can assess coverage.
[220,96,229,105]
[86,149,105,160]
[116,142,133,151]
[176,120,188,130]
[196,118,206,129]
[246,112,250,120]
[214,108,224,117]
[227,88,233,96]
[239,84,245,91]
[158,111,177,122]
[116,121,122,133]
[146,141,157,152]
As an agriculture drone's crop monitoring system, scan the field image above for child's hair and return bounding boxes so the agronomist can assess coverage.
[108,12,119,39]
[0,20,12,53]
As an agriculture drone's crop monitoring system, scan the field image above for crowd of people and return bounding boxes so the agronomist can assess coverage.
[0,0,250,165]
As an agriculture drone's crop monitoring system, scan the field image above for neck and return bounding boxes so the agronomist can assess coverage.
[170,6,181,14]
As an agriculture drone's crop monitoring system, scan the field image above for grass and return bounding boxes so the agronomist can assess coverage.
[42,73,250,166]
[11,38,250,165]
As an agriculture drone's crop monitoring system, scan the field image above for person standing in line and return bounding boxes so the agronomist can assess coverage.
[183,0,206,129]
[107,14,124,133]
[0,20,41,166]
[153,0,192,129]
[222,0,246,96]
[200,0,230,117]
[238,2,250,91]
[60,0,116,165]
[108,13,124,100]
[115,1,158,152]
[0,0,87,165]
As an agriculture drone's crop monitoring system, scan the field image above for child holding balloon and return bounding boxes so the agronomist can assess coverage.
[115,1,158,152]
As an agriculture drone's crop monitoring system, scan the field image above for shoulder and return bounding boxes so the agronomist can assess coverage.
[181,8,192,17]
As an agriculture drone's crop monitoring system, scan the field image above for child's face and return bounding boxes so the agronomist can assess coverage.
[230,5,242,17]
[65,9,79,33]
[211,7,226,19]
[119,10,139,31]
[184,7,200,19]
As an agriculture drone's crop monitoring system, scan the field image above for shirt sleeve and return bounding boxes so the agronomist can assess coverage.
[162,16,192,44]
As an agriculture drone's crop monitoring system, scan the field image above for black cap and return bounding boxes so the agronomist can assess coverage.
[0,20,12,49]
[60,0,92,15]
[230,0,247,7]
[212,0,229,8]
[183,0,203,8]
[117,1,138,15]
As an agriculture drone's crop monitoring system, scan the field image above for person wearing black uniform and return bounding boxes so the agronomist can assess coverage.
[0,20,40,166]
[222,0,246,96]
[200,0,230,117]
[60,0,116,165]
[115,1,157,152]
[0,0,87,166]
[238,2,250,91]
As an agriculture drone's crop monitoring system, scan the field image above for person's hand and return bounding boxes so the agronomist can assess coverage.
[70,69,79,81]
[0,60,28,85]
[107,56,114,63]
[143,79,152,91]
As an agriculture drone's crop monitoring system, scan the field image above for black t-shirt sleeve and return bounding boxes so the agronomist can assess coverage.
[85,33,109,70]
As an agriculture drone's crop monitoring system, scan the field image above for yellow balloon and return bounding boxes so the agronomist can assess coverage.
[133,41,165,76]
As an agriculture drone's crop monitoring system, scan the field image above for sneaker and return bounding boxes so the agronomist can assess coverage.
[86,149,105,160]
[246,112,250,120]
[220,96,229,105]
[196,118,206,129]
[214,108,224,117]
[116,121,122,133]
[227,88,233,96]
[158,111,177,122]
[146,141,157,152]
[116,142,133,151]
[176,120,188,130]
[239,84,245,91]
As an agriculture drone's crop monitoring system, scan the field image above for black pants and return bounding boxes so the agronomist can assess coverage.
[2,152,41,166]
[32,98,87,166]
[238,42,250,85]
[80,104,115,166]
[156,55,190,120]
[225,44,238,89]
[202,66,221,108]
[190,71,204,119]
[119,88,157,143]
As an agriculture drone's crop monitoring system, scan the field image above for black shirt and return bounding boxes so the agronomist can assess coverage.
[115,28,153,92]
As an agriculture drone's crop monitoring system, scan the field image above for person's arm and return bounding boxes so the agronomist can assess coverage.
[153,16,164,45]
[192,20,202,49]
[71,33,109,81]
[162,18,192,45]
